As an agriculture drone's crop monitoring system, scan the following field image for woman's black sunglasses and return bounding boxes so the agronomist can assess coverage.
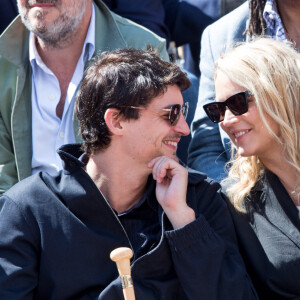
[119,102,189,126]
[203,91,252,123]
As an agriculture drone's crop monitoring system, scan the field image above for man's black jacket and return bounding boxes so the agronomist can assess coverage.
[0,144,257,299]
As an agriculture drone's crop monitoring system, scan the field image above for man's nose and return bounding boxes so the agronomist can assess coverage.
[173,113,190,136]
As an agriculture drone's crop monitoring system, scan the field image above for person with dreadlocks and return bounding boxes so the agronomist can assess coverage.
[188,0,300,182]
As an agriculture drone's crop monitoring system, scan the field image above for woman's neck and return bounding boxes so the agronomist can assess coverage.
[265,160,299,206]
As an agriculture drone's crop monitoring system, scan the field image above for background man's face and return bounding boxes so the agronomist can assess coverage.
[17,0,89,47]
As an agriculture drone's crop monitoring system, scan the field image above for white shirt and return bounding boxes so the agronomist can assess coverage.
[30,5,95,175]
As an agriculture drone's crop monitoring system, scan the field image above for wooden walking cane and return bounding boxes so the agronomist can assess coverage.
[110,247,136,300]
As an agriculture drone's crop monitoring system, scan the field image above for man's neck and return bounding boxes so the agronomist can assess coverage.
[35,3,93,118]
[277,0,300,50]
[86,150,150,214]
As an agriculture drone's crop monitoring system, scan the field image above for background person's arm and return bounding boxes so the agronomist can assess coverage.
[187,2,249,181]
[187,27,228,181]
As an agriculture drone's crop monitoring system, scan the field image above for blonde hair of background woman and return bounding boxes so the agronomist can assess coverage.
[215,38,300,212]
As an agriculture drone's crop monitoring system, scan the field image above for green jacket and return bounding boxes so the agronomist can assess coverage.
[0,0,168,194]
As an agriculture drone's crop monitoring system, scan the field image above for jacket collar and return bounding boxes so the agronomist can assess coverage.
[0,17,30,66]
[251,170,300,249]
[57,144,207,185]
[93,0,127,52]
[52,143,132,250]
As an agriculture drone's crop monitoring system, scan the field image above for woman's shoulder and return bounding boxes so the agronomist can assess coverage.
[221,175,265,214]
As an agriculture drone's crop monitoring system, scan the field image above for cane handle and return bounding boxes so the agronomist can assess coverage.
[110,247,135,300]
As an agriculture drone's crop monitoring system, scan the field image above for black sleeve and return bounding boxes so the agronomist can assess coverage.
[164,180,258,299]
[0,196,39,300]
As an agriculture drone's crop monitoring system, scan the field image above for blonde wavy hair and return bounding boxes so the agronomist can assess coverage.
[215,38,300,212]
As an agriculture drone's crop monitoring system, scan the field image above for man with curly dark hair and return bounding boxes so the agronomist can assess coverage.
[0,48,257,299]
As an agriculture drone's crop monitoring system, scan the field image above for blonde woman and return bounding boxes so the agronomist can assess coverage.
[203,38,300,299]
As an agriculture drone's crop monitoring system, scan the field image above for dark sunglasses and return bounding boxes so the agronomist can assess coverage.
[203,91,252,123]
[119,102,189,126]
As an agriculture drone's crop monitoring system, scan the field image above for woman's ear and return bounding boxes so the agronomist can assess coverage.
[104,108,124,135]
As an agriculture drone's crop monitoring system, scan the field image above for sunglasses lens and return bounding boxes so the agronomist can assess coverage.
[204,103,225,123]
[169,104,181,125]
[182,102,189,119]
[227,93,248,115]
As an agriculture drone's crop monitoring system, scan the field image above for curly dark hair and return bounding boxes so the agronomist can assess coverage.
[76,48,191,154]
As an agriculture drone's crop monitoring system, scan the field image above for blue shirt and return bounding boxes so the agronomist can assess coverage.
[30,5,95,175]
[263,0,289,44]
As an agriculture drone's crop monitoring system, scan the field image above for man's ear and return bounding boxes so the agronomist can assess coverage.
[104,108,124,135]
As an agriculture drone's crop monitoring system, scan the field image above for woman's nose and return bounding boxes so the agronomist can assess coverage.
[222,107,240,128]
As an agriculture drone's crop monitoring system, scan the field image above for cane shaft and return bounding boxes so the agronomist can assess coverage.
[122,287,135,300]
